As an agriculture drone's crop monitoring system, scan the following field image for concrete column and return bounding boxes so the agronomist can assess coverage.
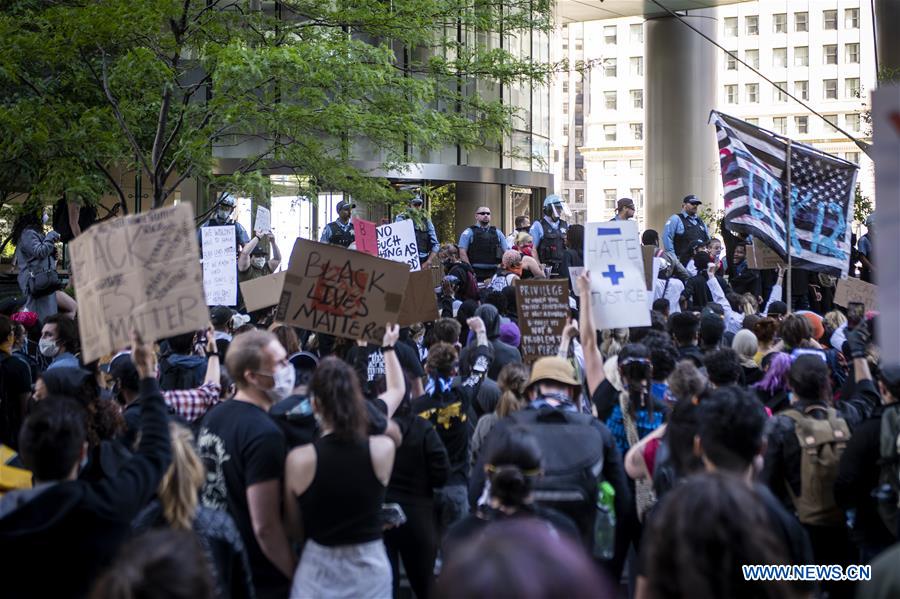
[454,182,503,241]
[644,12,719,233]
[874,0,900,80]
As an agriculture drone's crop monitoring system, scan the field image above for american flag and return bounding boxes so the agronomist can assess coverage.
[710,111,857,277]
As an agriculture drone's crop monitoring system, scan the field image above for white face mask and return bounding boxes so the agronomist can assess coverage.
[259,364,295,402]
[39,338,59,358]
[251,257,266,269]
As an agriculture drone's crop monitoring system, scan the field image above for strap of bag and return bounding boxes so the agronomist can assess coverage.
[618,390,655,520]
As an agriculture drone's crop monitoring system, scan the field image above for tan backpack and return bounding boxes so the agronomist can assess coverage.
[782,406,851,526]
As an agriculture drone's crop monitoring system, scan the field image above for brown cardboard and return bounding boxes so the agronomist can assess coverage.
[397,269,439,326]
[276,238,411,343]
[515,279,570,364]
[68,204,208,363]
[239,271,287,312]
[746,240,785,270]
[835,277,877,312]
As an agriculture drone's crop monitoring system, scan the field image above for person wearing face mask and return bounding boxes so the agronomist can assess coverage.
[195,330,296,599]
[199,194,251,248]
[238,231,281,282]
[40,314,80,371]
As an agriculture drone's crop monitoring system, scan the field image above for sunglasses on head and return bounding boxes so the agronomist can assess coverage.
[477,211,491,215]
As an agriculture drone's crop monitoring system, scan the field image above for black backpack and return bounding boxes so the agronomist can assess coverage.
[158,355,203,392]
[508,407,606,547]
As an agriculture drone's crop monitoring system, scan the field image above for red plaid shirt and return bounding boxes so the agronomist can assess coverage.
[163,382,221,422]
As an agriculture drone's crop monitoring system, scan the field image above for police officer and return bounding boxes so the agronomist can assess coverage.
[529,195,568,277]
[663,194,710,267]
[199,194,251,247]
[395,195,439,269]
[458,206,509,280]
[320,199,355,247]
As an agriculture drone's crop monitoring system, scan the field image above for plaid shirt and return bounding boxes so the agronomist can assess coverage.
[164,382,221,422]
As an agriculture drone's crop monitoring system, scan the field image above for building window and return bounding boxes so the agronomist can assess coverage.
[575,80,583,94]
[795,116,808,134]
[746,83,759,103]
[630,56,643,77]
[773,116,787,135]
[773,13,787,33]
[574,125,584,146]
[746,117,759,126]
[775,82,788,102]
[604,25,617,45]
[603,160,617,172]
[604,90,617,110]
[745,49,759,69]
[846,43,860,64]
[745,15,759,35]
[726,53,738,70]
[846,77,861,98]
[795,80,809,100]
[562,80,569,94]
[724,16,738,37]
[795,12,808,32]
[846,113,861,132]
[563,101,569,114]
[604,59,617,77]
[603,124,617,141]
[629,159,643,173]
[824,44,837,65]
[845,8,860,29]
[630,123,643,140]
[631,89,643,109]
[725,84,738,104]
[773,47,787,68]
[604,189,617,210]
[630,188,644,207]
[824,114,838,129]
[846,151,860,163]
[630,23,643,43]
[823,9,837,30]
[824,79,838,100]
[563,123,569,137]
[794,46,808,67]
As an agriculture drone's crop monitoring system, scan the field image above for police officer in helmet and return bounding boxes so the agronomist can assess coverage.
[199,193,251,247]
[320,199,356,247]
[529,195,569,277]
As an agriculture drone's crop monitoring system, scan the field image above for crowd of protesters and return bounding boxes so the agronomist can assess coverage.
[0,195,895,599]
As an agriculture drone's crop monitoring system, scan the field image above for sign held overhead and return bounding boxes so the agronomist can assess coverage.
[585,221,650,329]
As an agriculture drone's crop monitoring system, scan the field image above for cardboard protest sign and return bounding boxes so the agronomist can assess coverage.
[353,217,378,255]
[585,221,651,329]
[516,279,570,363]
[377,219,421,271]
[255,205,271,234]
[68,204,208,363]
[397,269,439,326]
[276,239,410,343]
[201,226,237,306]
[746,239,785,270]
[835,277,877,312]
[240,271,286,312]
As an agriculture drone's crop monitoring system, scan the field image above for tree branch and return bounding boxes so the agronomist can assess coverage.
[93,159,129,215]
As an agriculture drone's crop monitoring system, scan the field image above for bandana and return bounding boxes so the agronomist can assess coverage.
[11,311,38,328]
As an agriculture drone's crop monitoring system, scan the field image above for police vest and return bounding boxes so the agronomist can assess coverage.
[327,221,355,247]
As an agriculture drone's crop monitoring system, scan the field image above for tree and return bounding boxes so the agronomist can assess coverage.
[1,0,553,213]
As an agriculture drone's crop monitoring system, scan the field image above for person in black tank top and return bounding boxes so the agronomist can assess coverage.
[284,326,405,599]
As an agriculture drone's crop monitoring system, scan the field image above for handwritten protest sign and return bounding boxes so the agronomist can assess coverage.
[397,269,439,326]
[377,219,420,271]
[69,204,208,363]
[255,205,271,234]
[746,239,785,270]
[585,221,650,329]
[201,226,237,306]
[240,271,286,312]
[835,277,877,312]
[516,280,570,363]
[276,239,410,343]
[353,217,378,255]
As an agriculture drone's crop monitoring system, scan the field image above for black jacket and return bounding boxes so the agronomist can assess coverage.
[683,273,732,312]
[459,304,521,380]
[0,378,171,599]
[386,404,450,505]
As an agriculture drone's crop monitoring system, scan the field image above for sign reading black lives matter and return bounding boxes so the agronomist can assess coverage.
[69,204,209,363]
[515,279,570,364]
[276,238,411,343]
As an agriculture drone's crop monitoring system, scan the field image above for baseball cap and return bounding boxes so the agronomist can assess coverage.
[410,196,424,205]
[880,363,900,388]
[616,197,635,210]
[107,352,140,391]
[527,356,580,388]
[250,246,267,256]
[543,194,563,208]
[767,301,788,316]
[335,200,356,213]
[683,195,702,205]
[210,305,234,327]
[688,239,708,252]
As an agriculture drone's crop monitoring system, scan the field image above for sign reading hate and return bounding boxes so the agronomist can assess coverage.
[585,221,650,329]
[201,226,237,306]
[69,204,208,363]
[377,219,420,271]
[276,239,410,343]
[515,280,570,363]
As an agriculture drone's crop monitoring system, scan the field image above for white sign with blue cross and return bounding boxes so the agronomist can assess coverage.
[585,221,651,330]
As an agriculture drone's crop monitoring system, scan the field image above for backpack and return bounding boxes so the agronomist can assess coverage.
[450,262,480,301]
[876,404,900,535]
[158,355,203,392]
[508,407,606,548]
[782,406,851,526]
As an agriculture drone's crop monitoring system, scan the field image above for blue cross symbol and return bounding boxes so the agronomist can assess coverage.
[601,264,625,285]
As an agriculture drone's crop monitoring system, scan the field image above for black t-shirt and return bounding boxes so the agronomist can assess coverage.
[197,399,288,593]
[0,352,34,449]
[347,344,424,386]
[411,386,472,486]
